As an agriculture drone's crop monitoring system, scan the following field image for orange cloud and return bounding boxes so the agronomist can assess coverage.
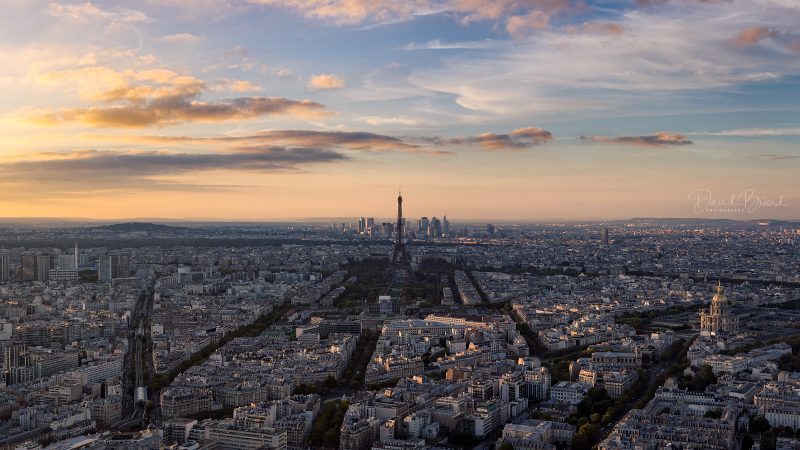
[565,21,625,35]
[216,78,263,92]
[584,132,692,147]
[31,98,329,127]
[732,26,778,47]
[248,0,420,24]
[789,39,800,54]
[159,33,202,44]
[26,65,327,127]
[248,0,576,35]
[308,74,346,90]
[506,11,550,38]
[448,126,554,150]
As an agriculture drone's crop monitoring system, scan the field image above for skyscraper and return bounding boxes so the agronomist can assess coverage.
[443,216,450,236]
[429,217,442,237]
[35,254,51,282]
[602,226,609,245]
[98,252,131,281]
[418,217,429,237]
[21,254,36,282]
[0,252,10,282]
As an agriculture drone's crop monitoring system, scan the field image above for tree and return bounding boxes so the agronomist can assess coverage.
[572,423,601,450]
[498,443,514,450]
[741,434,754,450]
[750,416,771,434]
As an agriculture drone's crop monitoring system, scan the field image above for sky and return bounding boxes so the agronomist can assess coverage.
[0,0,799,222]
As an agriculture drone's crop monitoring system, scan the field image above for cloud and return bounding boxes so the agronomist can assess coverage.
[506,11,551,38]
[564,22,625,35]
[25,65,327,127]
[247,0,576,35]
[308,74,346,90]
[402,39,499,51]
[31,97,329,127]
[0,147,346,194]
[447,127,553,150]
[246,0,420,24]
[759,153,800,160]
[732,26,779,47]
[362,115,420,126]
[408,0,800,115]
[126,129,420,151]
[47,1,150,24]
[701,127,800,136]
[216,78,263,92]
[584,132,692,147]
[159,33,202,44]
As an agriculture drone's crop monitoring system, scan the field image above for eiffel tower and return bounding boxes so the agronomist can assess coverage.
[388,192,411,283]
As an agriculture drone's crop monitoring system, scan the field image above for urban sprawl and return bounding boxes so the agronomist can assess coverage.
[1,203,800,450]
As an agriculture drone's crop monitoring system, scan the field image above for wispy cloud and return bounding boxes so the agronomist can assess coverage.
[158,33,202,44]
[119,130,421,152]
[47,1,150,24]
[402,39,500,51]
[409,0,800,115]
[759,153,800,160]
[245,0,578,35]
[583,132,692,147]
[362,115,420,126]
[700,127,800,137]
[0,147,347,194]
[30,97,328,127]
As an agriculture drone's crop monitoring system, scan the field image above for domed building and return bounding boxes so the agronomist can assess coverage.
[700,282,739,337]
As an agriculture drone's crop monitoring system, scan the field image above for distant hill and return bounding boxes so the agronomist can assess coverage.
[94,222,185,232]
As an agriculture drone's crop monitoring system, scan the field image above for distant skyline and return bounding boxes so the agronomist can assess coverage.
[1,0,799,220]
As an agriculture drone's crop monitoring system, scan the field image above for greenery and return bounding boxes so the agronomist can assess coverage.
[336,259,388,308]
[307,400,349,449]
[407,258,461,306]
[339,330,378,388]
[677,364,717,392]
[615,304,705,332]
[151,302,292,392]
[558,338,689,449]
[509,310,549,356]
[572,423,601,450]
[750,416,771,434]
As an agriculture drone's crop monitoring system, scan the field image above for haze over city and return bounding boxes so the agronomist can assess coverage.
[1,0,799,221]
